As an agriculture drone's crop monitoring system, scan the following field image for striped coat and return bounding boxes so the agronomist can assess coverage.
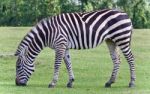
[15,9,135,88]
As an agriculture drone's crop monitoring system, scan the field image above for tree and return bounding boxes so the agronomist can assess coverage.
[0,0,150,28]
[117,0,150,28]
[59,0,81,13]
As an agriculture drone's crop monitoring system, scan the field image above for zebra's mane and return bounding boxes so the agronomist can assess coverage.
[15,32,32,57]
[15,18,48,57]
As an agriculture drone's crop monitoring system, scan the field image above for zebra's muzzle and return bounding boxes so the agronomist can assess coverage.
[15,78,27,86]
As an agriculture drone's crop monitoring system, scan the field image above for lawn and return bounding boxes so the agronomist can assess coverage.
[0,27,150,94]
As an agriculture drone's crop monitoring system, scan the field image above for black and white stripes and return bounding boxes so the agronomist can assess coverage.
[15,9,135,88]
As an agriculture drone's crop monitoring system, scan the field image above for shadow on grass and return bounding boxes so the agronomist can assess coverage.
[73,83,137,90]
[27,84,49,88]
[0,82,135,90]
[0,83,47,88]
[0,83,16,87]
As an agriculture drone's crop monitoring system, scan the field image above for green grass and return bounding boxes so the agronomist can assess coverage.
[0,27,150,94]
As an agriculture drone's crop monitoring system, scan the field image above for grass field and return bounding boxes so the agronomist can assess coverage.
[0,27,150,94]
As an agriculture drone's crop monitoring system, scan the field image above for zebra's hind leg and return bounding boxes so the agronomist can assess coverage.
[48,45,66,88]
[118,42,136,88]
[105,39,121,88]
[63,49,75,88]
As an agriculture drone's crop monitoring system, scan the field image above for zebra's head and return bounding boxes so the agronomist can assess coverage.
[15,46,35,86]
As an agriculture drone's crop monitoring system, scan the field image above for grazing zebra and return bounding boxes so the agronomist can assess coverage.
[15,9,135,88]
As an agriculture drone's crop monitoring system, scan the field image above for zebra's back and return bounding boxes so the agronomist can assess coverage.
[19,9,132,51]
[58,9,132,49]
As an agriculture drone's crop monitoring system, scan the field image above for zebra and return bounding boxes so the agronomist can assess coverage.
[15,9,135,88]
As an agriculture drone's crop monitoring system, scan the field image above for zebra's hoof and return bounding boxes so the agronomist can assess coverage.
[67,83,73,88]
[129,83,135,88]
[48,84,55,88]
[67,78,74,88]
[105,83,111,88]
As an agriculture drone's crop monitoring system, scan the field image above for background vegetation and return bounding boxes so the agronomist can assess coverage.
[0,0,150,93]
[0,27,150,94]
[0,0,150,28]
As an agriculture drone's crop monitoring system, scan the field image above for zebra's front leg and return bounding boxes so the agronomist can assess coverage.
[105,40,121,88]
[48,46,66,88]
[63,49,75,88]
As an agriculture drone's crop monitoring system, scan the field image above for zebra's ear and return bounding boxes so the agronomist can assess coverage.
[14,51,20,56]
[14,49,21,56]
[14,53,18,56]
[23,47,28,56]
[14,47,28,57]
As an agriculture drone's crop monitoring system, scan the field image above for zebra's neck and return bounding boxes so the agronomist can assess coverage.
[17,17,60,62]
[17,42,40,63]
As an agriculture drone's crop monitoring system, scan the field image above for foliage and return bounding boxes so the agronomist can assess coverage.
[0,0,150,28]
[116,0,150,28]
[0,27,150,93]
[59,0,81,13]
